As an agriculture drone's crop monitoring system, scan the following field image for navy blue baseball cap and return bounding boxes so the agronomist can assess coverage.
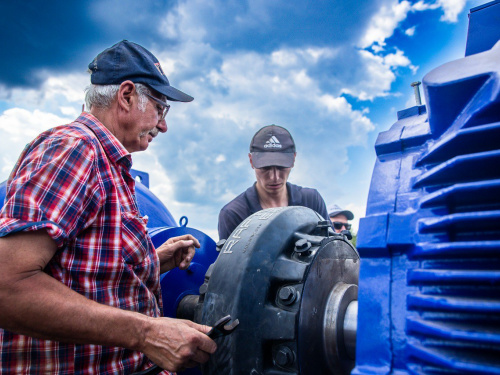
[88,40,193,102]
[250,125,296,168]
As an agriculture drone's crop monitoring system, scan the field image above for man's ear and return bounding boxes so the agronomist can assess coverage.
[248,153,255,169]
[117,81,136,112]
[291,152,297,168]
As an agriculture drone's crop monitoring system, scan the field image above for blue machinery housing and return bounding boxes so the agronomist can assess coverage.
[0,2,499,374]
[355,2,500,373]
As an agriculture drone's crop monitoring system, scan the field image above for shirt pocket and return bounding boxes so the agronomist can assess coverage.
[121,210,152,268]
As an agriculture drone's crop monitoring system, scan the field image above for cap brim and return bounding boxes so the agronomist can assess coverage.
[149,83,194,102]
[252,152,295,168]
[329,210,354,220]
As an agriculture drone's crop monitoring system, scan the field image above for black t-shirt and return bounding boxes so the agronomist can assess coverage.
[217,182,329,240]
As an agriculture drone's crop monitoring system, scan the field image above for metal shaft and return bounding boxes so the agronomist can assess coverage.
[411,81,422,106]
[343,300,358,359]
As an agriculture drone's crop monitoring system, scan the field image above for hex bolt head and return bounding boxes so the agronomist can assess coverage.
[278,286,297,305]
[274,346,294,367]
[294,239,312,255]
[296,239,307,250]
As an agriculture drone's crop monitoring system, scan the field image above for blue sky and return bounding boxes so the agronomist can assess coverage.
[0,0,485,239]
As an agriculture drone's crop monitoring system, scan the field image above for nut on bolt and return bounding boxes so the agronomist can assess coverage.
[274,346,294,367]
[294,238,312,255]
[278,286,297,305]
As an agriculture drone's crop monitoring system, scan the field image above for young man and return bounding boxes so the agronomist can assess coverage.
[0,40,216,374]
[218,125,329,240]
[328,203,354,233]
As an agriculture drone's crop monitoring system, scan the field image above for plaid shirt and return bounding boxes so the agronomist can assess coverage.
[0,113,169,374]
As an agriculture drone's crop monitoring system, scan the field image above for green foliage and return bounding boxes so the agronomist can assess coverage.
[350,231,357,248]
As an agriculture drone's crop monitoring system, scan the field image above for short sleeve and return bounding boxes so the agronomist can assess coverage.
[0,136,104,247]
[315,191,330,223]
[218,207,242,241]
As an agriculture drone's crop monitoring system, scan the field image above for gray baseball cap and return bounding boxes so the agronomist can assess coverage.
[249,125,296,168]
[328,204,354,220]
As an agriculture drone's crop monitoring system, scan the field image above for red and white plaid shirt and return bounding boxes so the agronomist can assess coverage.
[0,113,169,374]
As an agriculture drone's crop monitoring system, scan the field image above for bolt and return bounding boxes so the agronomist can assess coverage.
[274,346,294,367]
[411,81,422,106]
[278,286,297,305]
[296,239,308,250]
[294,239,312,255]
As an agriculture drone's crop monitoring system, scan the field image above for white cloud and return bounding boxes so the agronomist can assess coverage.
[412,0,466,22]
[158,0,208,42]
[436,0,467,22]
[405,26,416,36]
[0,108,73,178]
[341,50,395,101]
[271,50,299,67]
[360,0,467,51]
[359,0,412,49]
[384,48,418,73]
[356,0,467,93]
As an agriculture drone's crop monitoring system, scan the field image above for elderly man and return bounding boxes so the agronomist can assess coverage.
[218,124,329,240]
[328,203,354,233]
[0,40,216,374]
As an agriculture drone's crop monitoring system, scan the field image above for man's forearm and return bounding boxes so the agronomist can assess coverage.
[0,269,147,351]
[0,230,145,351]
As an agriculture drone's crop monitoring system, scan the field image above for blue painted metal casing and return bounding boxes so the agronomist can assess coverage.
[149,226,218,319]
[0,181,6,212]
[465,0,500,56]
[354,17,500,375]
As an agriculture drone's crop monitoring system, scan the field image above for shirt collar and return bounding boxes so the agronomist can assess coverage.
[75,112,132,169]
[248,182,301,212]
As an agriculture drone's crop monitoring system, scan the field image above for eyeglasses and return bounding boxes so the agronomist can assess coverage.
[145,93,170,121]
[332,222,351,231]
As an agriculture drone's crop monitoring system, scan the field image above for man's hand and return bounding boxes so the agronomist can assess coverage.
[156,234,201,273]
[140,317,217,372]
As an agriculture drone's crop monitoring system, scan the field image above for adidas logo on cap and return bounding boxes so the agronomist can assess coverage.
[264,136,282,149]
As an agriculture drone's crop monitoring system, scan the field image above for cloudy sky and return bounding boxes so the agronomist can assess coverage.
[0,0,485,240]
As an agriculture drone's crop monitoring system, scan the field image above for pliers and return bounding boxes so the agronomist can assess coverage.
[207,315,239,339]
[132,315,239,375]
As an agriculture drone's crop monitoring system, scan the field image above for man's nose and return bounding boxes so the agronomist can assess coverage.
[157,119,168,133]
[270,167,279,180]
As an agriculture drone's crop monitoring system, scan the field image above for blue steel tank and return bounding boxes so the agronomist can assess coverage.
[354,2,500,374]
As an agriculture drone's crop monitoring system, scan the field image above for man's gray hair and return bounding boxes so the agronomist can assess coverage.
[84,83,150,111]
